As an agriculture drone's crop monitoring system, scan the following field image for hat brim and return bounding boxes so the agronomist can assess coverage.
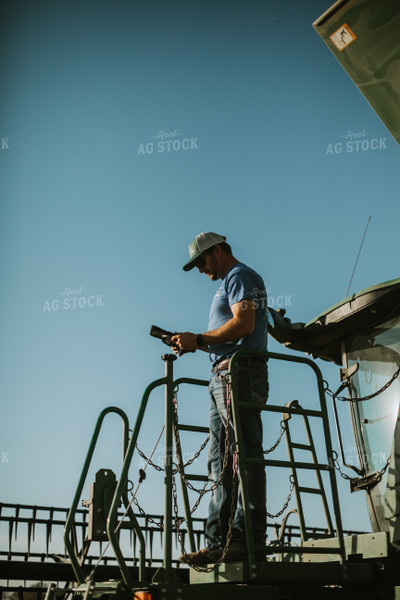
[182,234,226,271]
[183,254,201,271]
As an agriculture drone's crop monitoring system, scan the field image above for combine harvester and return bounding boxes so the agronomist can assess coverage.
[3,0,400,597]
[42,275,400,600]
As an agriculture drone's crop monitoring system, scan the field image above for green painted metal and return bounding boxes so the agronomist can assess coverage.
[162,354,176,581]
[313,0,400,145]
[190,559,375,586]
[268,277,400,364]
[64,406,132,584]
[106,375,167,586]
[10,339,400,598]
[228,349,346,568]
[64,349,350,592]
[83,468,118,541]
[282,399,335,541]
[175,436,196,553]
[104,360,212,585]
[305,278,400,328]
[303,531,389,562]
[173,375,209,553]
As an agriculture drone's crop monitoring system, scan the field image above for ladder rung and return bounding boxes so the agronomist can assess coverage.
[298,486,324,495]
[238,401,324,419]
[250,457,330,471]
[177,424,209,434]
[291,443,313,451]
[184,474,209,482]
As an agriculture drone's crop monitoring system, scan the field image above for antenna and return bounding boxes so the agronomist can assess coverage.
[346,216,372,297]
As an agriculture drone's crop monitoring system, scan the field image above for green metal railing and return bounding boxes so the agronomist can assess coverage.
[64,406,146,585]
[64,355,209,587]
[282,399,334,540]
[105,370,167,587]
[228,349,346,571]
[106,356,209,585]
[65,349,346,588]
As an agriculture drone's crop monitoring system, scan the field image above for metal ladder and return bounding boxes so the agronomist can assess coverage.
[228,349,346,569]
[282,399,334,542]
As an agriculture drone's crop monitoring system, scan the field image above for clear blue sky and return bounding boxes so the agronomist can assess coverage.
[1,0,399,547]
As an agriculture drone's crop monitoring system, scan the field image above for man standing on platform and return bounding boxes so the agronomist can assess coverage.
[172,232,269,565]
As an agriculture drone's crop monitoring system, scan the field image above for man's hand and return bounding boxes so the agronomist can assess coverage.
[171,332,197,356]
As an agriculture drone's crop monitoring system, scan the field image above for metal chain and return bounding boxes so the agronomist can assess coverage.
[130,496,164,529]
[264,420,285,455]
[135,436,210,475]
[175,375,239,572]
[181,436,210,469]
[173,385,232,496]
[172,384,210,470]
[172,470,187,549]
[375,456,391,481]
[131,473,207,530]
[266,476,295,519]
[138,383,234,552]
[137,383,283,475]
[135,444,164,472]
[186,481,210,517]
[194,379,239,571]
[127,388,211,531]
[132,375,290,567]
[331,451,353,481]
[85,426,165,581]
[332,450,391,483]
[190,471,239,574]
[324,365,400,403]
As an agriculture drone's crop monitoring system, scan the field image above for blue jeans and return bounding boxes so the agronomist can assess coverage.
[205,361,268,550]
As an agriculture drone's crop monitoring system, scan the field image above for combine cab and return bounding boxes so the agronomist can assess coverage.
[269,278,400,544]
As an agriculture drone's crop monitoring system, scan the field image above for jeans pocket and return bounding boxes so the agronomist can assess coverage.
[250,375,268,405]
[235,364,269,406]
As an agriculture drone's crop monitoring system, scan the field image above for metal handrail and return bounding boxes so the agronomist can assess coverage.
[106,375,167,586]
[68,361,210,587]
[228,349,346,570]
[64,406,132,584]
[66,348,346,587]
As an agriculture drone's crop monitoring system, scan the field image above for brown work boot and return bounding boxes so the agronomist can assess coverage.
[220,544,248,562]
[180,545,247,565]
[219,544,267,563]
[178,547,219,566]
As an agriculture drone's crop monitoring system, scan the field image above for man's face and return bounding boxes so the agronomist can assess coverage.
[196,247,220,280]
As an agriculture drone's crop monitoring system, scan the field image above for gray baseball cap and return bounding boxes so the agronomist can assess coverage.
[183,232,227,271]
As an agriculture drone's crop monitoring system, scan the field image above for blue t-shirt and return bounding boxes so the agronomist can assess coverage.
[208,262,268,365]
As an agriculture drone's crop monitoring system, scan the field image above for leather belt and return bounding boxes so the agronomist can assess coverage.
[211,357,266,373]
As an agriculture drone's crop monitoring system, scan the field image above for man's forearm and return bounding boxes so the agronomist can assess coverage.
[202,316,253,346]
[171,300,255,355]
[171,318,246,354]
